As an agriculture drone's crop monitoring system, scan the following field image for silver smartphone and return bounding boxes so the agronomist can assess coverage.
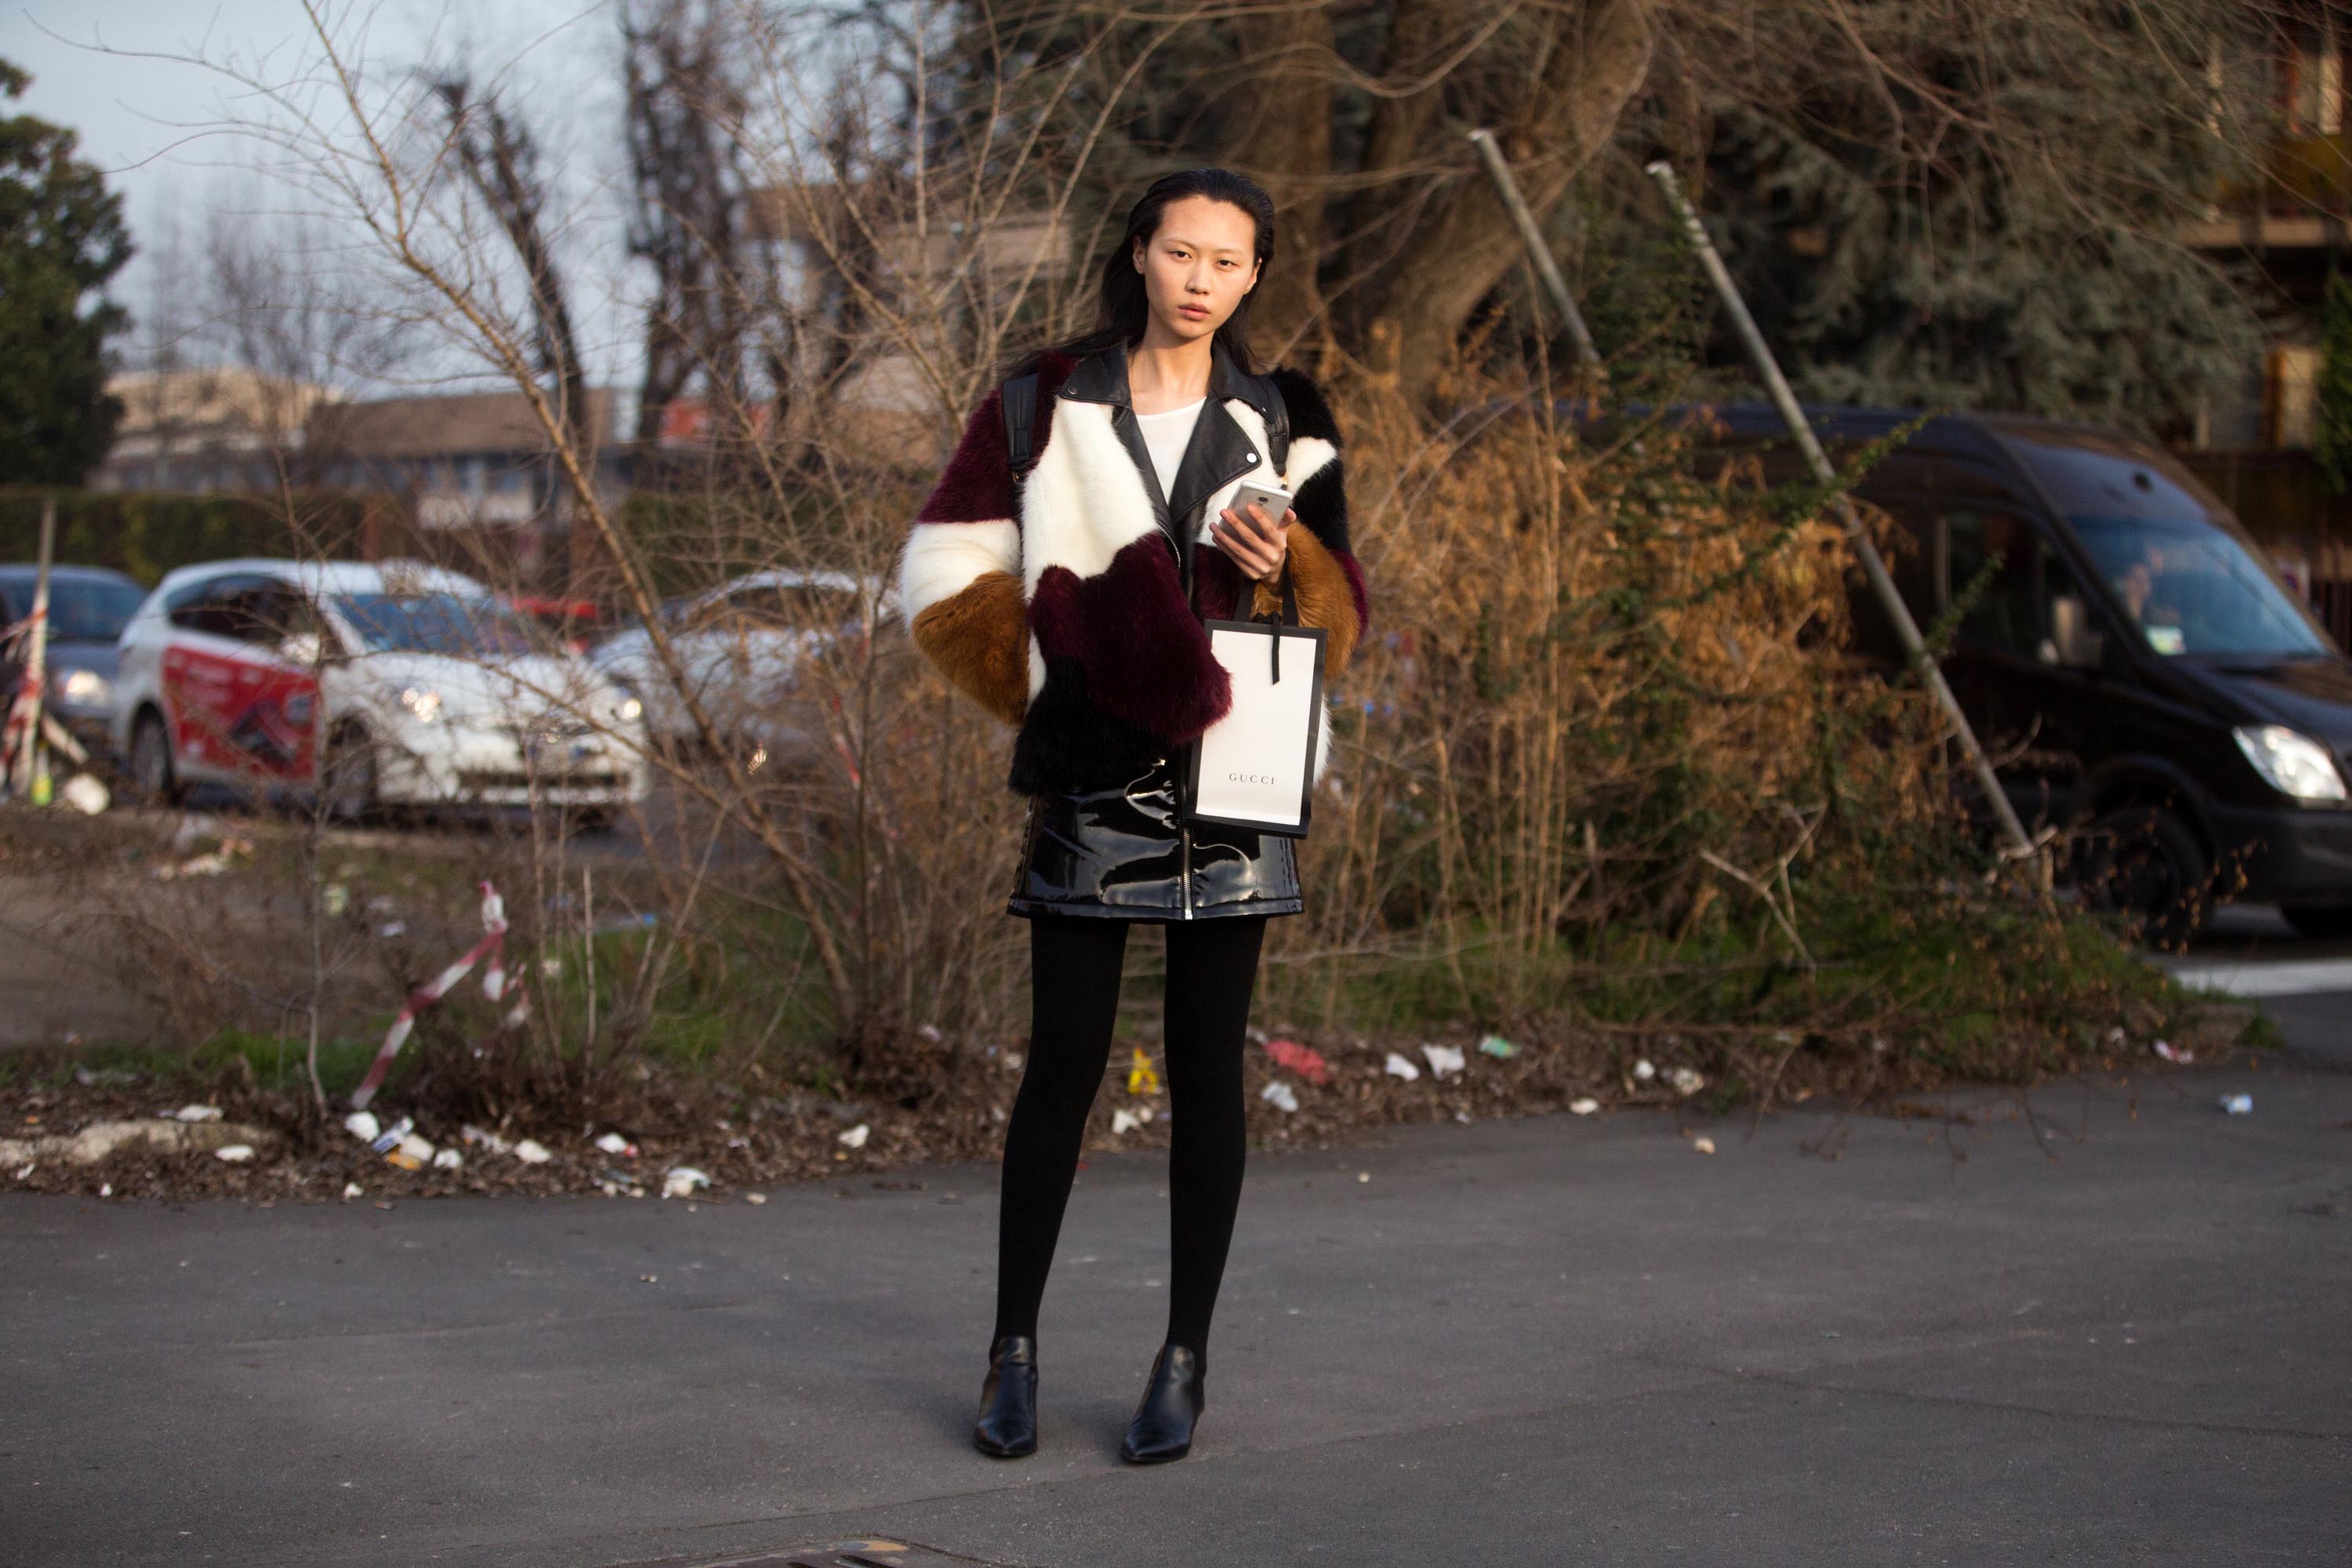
[1202,481,1294,545]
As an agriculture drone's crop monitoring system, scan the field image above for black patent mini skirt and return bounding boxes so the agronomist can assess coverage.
[1006,744,1302,922]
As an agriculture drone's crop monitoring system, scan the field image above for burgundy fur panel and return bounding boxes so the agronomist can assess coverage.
[1028,535,1232,746]
[1192,544,1246,622]
[917,390,1014,523]
[1333,548,1371,632]
[916,350,1083,524]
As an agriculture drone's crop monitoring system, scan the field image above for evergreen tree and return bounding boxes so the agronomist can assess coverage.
[1674,2,2263,437]
[0,59,132,484]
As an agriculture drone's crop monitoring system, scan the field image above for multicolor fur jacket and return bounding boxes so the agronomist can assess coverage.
[895,343,1370,797]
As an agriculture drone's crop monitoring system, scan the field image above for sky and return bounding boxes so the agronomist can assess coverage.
[2,0,641,400]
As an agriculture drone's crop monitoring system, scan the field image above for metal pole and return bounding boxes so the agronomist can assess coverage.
[1470,129,1603,379]
[1644,160,2038,866]
[13,499,57,801]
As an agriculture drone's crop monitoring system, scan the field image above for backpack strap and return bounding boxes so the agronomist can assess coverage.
[1255,371,1291,478]
[1000,370,1041,477]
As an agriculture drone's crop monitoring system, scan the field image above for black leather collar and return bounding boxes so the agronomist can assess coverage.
[1055,338,1275,420]
[1057,340,1276,583]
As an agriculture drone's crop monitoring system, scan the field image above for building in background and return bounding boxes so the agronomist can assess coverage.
[90,367,339,494]
[306,387,626,596]
[2182,0,2352,635]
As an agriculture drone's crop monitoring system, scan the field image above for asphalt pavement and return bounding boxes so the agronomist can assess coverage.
[5,953,2349,1566]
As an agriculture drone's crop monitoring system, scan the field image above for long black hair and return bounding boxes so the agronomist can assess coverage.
[1018,168,1277,379]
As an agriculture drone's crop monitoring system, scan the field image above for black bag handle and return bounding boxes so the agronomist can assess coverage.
[1000,370,1040,477]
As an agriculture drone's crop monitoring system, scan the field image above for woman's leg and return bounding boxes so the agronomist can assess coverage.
[992,913,1131,1345]
[1159,913,1269,1355]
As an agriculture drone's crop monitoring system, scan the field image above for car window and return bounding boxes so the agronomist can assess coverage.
[230,583,326,647]
[42,578,148,641]
[1941,509,2092,658]
[1839,495,1937,662]
[720,585,795,628]
[336,592,535,656]
[2069,514,2328,658]
[167,574,272,639]
[787,584,864,631]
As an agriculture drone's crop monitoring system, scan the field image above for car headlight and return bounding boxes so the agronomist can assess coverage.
[400,686,445,725]
[53,667,111,710]
[615,695,643,724]
[2233,724,2347,802]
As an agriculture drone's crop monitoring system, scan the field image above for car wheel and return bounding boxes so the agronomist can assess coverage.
[321,724,379,825]
[2078,804,2212,951]
[128,709,182,806]
[2280,903,2352,941]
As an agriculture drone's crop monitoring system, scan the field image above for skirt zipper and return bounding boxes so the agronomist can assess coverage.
[1179,799,1193,920]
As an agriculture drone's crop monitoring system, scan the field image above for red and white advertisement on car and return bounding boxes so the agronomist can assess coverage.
[162,645,318,779]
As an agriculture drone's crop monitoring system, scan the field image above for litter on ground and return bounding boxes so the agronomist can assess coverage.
[1127,1048,1161,1095]
[1264,1037,1330,1084]
[1384,1051,1421,1081]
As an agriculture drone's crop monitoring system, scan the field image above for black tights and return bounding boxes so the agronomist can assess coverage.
[992,912,1268,1357]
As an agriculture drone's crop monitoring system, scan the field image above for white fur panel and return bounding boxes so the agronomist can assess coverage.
[1311,695,1333,786]
[1283,435,1339,493]
[1027,629,1046,699]
[1198,405,1342,542]
[1020,398,1162,599]
[898,519,1018,621]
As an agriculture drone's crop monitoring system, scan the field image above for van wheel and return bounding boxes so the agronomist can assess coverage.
[2281,904,2352,941]
[2078,805,2212,951]
[321,725,379,824]
[128,709,182,806]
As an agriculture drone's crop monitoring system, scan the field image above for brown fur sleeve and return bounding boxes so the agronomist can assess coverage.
[1251,525,1362,678]
[911,570,1029,726]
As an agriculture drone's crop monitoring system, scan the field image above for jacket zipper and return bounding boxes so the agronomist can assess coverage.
[1172,528,1194,921]
[1132,403,1254,924]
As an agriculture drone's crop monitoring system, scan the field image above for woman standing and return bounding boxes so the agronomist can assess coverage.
[895,169,1370,1464]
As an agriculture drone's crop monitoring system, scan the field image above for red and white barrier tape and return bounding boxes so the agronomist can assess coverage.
[349,880,528,1111]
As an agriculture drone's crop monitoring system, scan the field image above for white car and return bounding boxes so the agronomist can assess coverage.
[111,558,651,820]
[588,568,892,758]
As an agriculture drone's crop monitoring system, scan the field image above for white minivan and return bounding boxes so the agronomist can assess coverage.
[111,558,651,820]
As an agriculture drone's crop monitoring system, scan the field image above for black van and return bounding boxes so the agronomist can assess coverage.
[1676,403,2352,946]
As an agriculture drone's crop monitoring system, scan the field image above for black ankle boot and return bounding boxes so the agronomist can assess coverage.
[972,1334,1039,1457]
[1118,1341,1205,1464]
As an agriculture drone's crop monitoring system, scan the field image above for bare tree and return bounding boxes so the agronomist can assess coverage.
[623,0,757,444]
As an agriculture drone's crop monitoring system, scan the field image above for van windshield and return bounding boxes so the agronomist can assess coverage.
[336,593,537,658]
[2068,515,2329,659]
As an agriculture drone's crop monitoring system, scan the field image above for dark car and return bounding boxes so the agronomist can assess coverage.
[0,564,148,759]
[1658,404,2352,946]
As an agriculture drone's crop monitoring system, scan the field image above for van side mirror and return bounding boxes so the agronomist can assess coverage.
[2045,595,2105,669]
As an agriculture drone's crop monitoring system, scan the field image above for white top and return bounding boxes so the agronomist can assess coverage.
[1134,397,1206,502]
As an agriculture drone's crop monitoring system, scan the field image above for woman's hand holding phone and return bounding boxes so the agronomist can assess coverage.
[1210,484,1295,583]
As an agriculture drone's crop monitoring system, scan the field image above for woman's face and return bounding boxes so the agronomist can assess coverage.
[1132,194,1261,347]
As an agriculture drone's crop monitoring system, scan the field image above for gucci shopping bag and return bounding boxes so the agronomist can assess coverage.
[1184,610,1327,838]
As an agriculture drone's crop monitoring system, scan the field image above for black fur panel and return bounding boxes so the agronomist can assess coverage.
[1266,366,1341,448]
[1006,655,1169,795]
[1290,457,1351,557]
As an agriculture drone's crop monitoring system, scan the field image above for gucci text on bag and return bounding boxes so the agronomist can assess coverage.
[1185,617,1328,837]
